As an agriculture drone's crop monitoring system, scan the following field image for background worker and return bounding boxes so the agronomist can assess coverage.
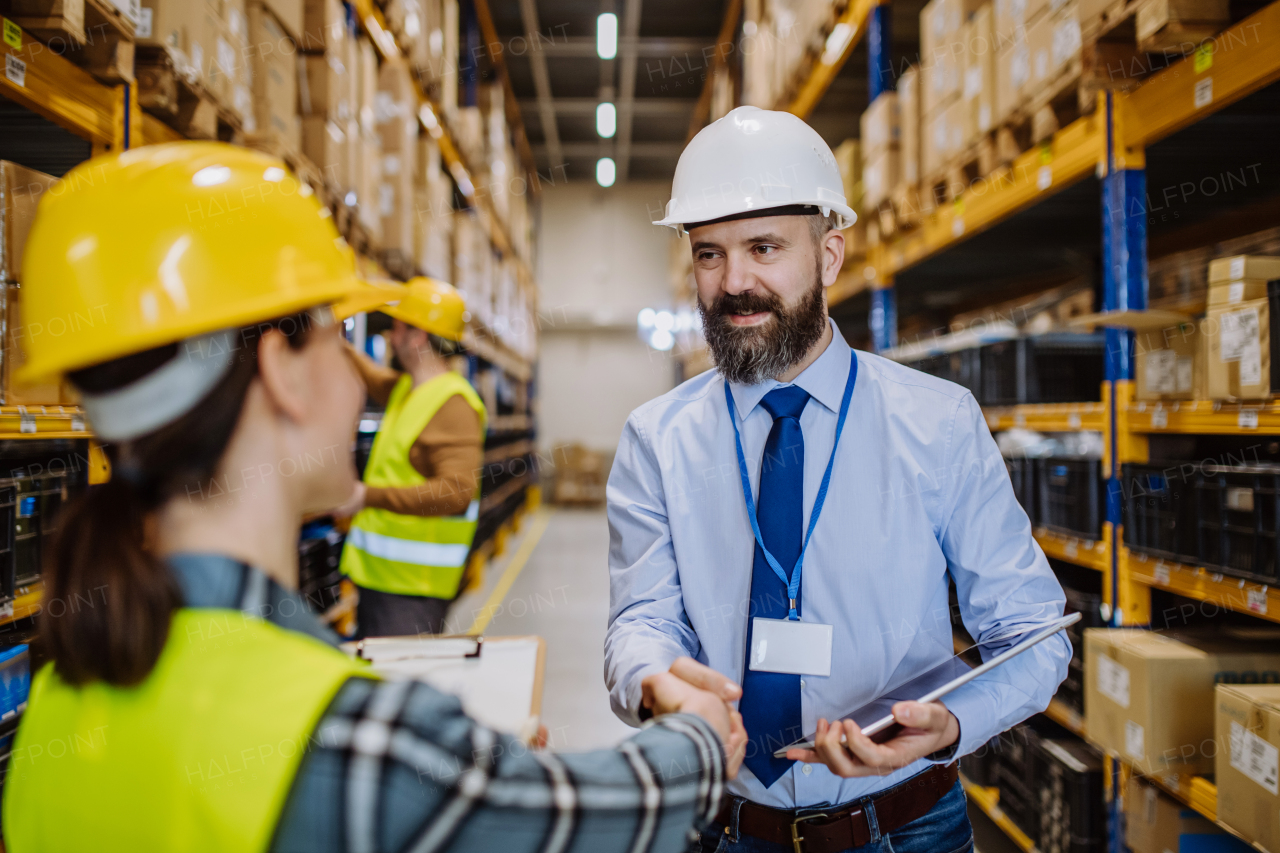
[4,142,745,853]
[605,107,1070,852]
[338,277,486,637]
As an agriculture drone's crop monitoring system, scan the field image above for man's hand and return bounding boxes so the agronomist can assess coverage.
[330,482,367,520]
[784,701,959,778]
[641,658,746,778]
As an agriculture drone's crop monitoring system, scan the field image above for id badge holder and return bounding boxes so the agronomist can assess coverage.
[748,618,833,676]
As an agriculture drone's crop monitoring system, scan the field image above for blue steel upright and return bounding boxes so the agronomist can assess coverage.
[1101,88,1147,853]
[867,0,897,353]
[870,288,898,352]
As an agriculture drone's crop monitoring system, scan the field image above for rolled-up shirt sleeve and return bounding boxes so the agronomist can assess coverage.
[605,414,703,727]
[936,393,1071,759]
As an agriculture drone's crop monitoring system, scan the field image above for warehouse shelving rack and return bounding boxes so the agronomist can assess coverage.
[772,0,1280,846]
[0,5,542,624]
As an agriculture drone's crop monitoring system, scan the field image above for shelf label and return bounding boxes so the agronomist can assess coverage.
[1125,720,1145,760]
[1065,540,1078,558]
[1248,588,1268,614]
[1154,563,1170,584]
[1097,655,1130,708]
[1239,409,1259,429]
[1152,408,1168,428]
[71,415,85,432]
[5,53,25,88]
[1194,43,1214,73]
[3,18,20,49]
[1194,77,1213,109]
[1037,166,1053,191]
[1068,413,1082,429]
[19,413,35,434]
[0,602,11,621]
[952,217,965,238]
[1230,720,1279,795]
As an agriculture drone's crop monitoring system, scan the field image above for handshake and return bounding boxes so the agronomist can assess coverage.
[641,658,961,780]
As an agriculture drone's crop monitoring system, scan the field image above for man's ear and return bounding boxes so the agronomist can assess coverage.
[821,228,845,288]
[256,329,309,422]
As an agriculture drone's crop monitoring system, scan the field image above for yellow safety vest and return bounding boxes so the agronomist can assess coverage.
[2,608,370,853]
[342,371,487,598]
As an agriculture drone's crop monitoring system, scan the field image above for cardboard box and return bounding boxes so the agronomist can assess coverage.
[375,56,417,152]
[860,92,900,159]
[1026,3,1081,94]
[995,0,1051,46]
[261,0,303,41]
[899,66,921,187]
[4,284,65,406]
[1210,255,1280,284]
[921,0,988,64]
[0,162,57,283]
[922,48,961,118]
[248,3,302,154]
[1209,279,1272,307]
[1135,320,1200,401]
[136,0,193,50]
[302,115,348,190]
[301,0,346,52]
[862,147,900,210]
[1125,777,1238,853]
[995,35,1029,124]
[377,57,417,256]
[1137,0,1230,51]
[1216,684,1280,849]
[963,5,996,141]
[834,139,863,214]
[1206,298,1273,400]
[921,98,967,180]
[301,52,349,118]
[1084,629,1280,775]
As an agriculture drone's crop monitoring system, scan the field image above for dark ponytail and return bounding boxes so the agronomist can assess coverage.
[44,314,315,687]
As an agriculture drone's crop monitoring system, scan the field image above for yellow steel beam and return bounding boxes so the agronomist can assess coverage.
[0,19,121,147]
[1034,528,1109,573]
[1127,547,1280,624]
[1126,398,1280,434]
[1119,0,1280,148]
[981,399,1108,433]
[784,0,879,119]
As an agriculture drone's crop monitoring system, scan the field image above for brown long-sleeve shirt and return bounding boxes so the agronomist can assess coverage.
[345,345,484,517]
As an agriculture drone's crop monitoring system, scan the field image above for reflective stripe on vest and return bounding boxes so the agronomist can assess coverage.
[341,372,487,598]
[2,609,371,853]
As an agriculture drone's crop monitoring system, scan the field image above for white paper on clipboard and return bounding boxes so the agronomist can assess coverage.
[773,613,1080,756]
[349,635,546,740]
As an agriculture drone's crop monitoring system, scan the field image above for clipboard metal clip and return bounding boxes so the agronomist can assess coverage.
[355,634,485,661]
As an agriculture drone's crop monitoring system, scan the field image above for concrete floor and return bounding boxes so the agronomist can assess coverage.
[450,506,1017,853]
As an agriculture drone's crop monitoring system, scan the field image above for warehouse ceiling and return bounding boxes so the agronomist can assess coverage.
[488,0,730,183]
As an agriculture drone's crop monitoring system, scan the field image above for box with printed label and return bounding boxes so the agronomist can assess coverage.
[248,2,302,155]
[301,0,346,52]
[1025,3,1081,94]
[995,0,1051,45]
[921,0,989,64]
[1209,255,1280,284]
[860,92,900,159]
[922,47,961,118]
[1124,777,1242,853]
[862,147,900,211]
[995,35,1029,125]
[1134,320,1201,401]
[921,98,967,180]
[1215,684,1280,850]
[962,5,996,144]
[1205,297,1275,400]
[1209,279,1273,307]
[1083,629,1280,776]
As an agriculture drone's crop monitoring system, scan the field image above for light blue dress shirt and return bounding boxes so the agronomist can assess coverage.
[605,319,1071,809]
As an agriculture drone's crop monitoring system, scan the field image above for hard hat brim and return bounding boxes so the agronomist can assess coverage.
[380,303,466,342]
[653,200,857,232]
[333,279,410,321]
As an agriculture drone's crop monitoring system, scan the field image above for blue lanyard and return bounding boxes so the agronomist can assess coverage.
[725,354,858,621]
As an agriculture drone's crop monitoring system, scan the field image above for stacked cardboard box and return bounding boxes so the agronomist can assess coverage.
[1124,778,1242,853]
[376,56,419,269]
[355,38,382,240]
[1204,255,1280,400]
[921,0,984,180]
[247,2,302,154]
[1084,629,1280,776]
[995,0,1082,128]
[415,135,454,280]
[1215,684,1280,850]
[1134,320,1203,402]
[860,92,899,211]
[300,0,352,194]
[961,3,996,144]
[138,0,252,126]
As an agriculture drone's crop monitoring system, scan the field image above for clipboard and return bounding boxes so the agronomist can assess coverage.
[345,634,547,741]
[773,613,1080,756]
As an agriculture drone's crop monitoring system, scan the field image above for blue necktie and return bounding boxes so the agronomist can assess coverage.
[739,385,810,788]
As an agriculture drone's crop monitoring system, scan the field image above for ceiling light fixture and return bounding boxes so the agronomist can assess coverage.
[596,157,616,187]
[596,102,617,138]
[597,13,618,59]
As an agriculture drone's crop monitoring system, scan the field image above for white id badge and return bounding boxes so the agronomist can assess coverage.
[748,617,833,676]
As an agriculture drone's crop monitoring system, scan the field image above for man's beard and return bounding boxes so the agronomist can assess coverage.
[699,273,828,386]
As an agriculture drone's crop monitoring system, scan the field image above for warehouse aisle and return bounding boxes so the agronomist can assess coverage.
[453,508,635,751]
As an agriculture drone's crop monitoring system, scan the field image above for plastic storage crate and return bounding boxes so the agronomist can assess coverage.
[0,645,29,721]
[0,469,83,604]
[1035,738,1105,853]
[979,334,1106,406]
[1122,463,1198,564]
[1057,587,1104,716]
[994,724,1042,838]
[1195,464,1280,584]
[298,522,346,612]
[906,349,981,397]
[1036,458,1103,540]
[1005,457,1038,527]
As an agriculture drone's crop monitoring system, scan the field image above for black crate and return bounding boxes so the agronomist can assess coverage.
[1195,464,1280,584]
[979,335,1105,406]
[1122,463,1199,564]
[1037,458,1103,540]
[1035,738,1105,853]
[960,736,1002,787]
[909,349,982,397]
[298,522,346,612]
[1005,456,1038,527]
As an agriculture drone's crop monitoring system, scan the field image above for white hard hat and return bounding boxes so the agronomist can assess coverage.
[654,106,857,236]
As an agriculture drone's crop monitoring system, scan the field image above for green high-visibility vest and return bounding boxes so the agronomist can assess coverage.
[342,371,487,598]
[2,608,370,852]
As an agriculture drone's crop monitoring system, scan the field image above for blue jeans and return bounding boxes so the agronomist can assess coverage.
[690,779,974,853]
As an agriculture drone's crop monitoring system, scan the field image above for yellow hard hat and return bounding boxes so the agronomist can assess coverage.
[18,141,364,382]
[333,279,409,320]
[382,277,467,342]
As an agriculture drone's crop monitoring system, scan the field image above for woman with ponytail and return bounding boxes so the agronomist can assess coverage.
[1,143,744,853]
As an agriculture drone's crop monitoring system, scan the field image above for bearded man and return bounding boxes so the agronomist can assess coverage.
[604,107,1070,853]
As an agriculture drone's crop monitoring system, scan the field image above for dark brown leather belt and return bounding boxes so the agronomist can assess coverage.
[715,763,959,853]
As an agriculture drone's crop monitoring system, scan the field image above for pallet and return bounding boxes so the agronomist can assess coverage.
[10,0,136,82]
[135,46,248,142]
[1135,0,1230,51]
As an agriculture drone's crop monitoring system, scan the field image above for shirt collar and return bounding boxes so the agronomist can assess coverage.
[726,318,854,420]
[166,552,341,647]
